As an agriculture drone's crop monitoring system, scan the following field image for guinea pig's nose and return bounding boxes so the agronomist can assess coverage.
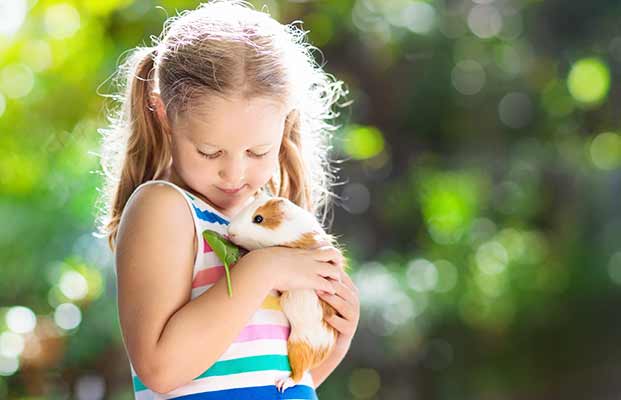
[228,233,236,239]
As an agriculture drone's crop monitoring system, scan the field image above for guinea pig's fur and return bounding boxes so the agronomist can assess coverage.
[227,190,344,392]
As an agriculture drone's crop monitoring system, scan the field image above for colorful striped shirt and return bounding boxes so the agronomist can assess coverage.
[124,180,317,400]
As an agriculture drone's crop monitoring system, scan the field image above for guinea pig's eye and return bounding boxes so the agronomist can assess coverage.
[253,215,264,224]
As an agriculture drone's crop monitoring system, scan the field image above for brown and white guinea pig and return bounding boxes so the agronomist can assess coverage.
[226,190,346,392]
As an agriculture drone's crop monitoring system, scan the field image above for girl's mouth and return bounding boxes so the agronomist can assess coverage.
[218,185,246,194]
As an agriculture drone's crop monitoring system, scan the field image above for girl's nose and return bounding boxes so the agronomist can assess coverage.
[218,168,244,188]
[218,156,246,184]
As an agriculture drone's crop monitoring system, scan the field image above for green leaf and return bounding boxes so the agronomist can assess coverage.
[202,230,244,297]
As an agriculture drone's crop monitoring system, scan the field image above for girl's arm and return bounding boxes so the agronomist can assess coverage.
[116,184,275,393]
[310,345,349,388]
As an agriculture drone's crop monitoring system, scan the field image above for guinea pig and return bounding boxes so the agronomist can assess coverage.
[227,190,346,393]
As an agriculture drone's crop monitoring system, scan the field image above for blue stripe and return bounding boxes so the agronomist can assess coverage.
[168,384,317,400]
[182,193,229,225]
[190,203,229,225]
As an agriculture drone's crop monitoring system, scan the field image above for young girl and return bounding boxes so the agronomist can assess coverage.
[94,1,360,399]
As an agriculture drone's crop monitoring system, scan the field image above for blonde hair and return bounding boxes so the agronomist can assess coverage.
[93,0,349,251]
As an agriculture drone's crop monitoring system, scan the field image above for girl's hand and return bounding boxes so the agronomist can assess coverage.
[317,271,360,352]
[255,246,344,294]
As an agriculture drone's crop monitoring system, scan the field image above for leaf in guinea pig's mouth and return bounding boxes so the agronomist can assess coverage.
[202,230,247,298]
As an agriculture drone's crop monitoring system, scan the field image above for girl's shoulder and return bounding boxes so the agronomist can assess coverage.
[123,181,194,225]
[117,181,197,262]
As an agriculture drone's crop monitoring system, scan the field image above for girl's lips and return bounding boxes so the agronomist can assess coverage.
[218,185,246,194]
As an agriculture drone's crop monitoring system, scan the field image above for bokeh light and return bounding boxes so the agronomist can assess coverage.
[498,92,533,129]
[433,260,459,293]
[20,40,53,72]
[567,58,610,106]
[476,241,509,275]
[406,259,439,292]
[0,64,34,99]
[54,303,82,331]
[467,5,502,39]
[589,131,621,170]
[382,291,415,327]
[474,267,507,297]
[59,270,89,301]
[0,356,19,377]
[5,307,36,334]
[341,182,371,214]
[0,0,28,37]
[354,262,423,336]
[401,1,436,34]
[494,43,522,78]
[342,125,385,160]
[419,171,483,245]
[75,374,106,400]
[44,3,81,39]
[0,332,24,358]
[496,228,526,261]
[451,60,485,95]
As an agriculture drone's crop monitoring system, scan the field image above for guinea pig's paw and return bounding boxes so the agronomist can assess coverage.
[275,376,296,393]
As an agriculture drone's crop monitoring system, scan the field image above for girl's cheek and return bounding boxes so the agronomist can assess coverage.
[251,159,277,186]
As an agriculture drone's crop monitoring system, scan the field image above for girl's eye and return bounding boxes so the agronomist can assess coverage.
[197,150,221,159]
[197,150,269,159]
[249,150,269,158]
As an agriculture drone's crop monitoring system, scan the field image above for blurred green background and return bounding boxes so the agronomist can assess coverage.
[1,0,621,398]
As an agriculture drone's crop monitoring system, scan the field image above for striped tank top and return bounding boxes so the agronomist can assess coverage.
[125,180,318,400]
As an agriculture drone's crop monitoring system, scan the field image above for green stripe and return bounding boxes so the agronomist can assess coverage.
[133,354,291,392]
[195,354,291,379]
[133,375,148,392]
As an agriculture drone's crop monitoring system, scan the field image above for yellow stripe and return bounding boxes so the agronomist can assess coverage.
[261,294,281,310]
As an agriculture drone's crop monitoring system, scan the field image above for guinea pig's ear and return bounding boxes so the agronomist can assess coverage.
[256,189,271,202]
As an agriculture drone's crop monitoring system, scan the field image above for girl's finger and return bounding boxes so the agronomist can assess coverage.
[319,263,341,282]
[319,291,354,321]
[328,279,357,307]
[325,313,353,337]
[314,276,336,294]
[314,246,345,269]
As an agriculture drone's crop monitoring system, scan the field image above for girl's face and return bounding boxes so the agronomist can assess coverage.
[167,95,289,218]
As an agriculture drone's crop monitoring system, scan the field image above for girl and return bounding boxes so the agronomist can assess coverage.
[94,1,360,399]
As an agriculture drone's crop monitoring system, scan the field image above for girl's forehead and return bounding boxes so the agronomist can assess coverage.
[175,95,289,145]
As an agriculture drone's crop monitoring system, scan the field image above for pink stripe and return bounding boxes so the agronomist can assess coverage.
[192,264,238,288]
[203,237,213,253]
[192,267,222,288]
[234,324,290,342]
